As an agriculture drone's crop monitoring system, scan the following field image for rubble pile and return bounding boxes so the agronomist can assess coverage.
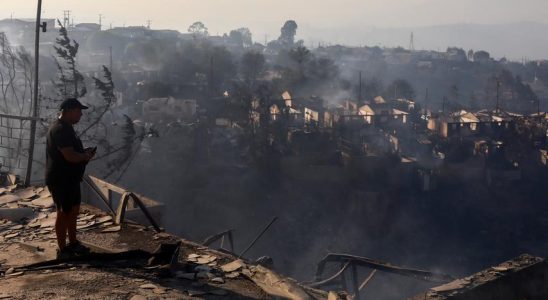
[177,255,250,283]
[0,186,118,247]
[413,254,548,300]
[0,183,334,299]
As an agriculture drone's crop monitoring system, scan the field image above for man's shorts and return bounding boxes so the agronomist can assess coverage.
[47,182,81,213]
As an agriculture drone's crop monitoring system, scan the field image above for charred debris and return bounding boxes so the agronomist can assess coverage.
[0,173,546,299]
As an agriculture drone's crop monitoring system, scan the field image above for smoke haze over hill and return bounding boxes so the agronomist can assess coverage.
[300,22,548,61]
[2,1,548,60]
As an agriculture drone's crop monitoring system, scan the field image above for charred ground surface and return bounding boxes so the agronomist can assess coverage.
[0,186,328,300]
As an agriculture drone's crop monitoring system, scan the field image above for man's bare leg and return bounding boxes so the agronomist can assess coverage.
[67,205,80,245]
[55,209,69,250]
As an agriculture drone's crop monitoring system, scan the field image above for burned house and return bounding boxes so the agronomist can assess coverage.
[142,97,197,123]
[427,109,522,139]
[540,149,548,167]
[427,110,480,138]
[337,96,411,129]
[269,92,333,130]
[476,110,521,137]
[484,141,521,185]
[358,103,409,127]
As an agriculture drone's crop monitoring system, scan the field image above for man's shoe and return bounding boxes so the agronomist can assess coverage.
[56,247,74,259]
[66,241,91,256]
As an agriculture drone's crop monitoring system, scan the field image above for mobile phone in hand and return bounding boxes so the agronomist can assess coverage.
[85,146,97,153]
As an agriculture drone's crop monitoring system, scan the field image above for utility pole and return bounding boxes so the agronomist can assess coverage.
[424,88,429,109]
[442,96,447,114]
[409,32,415,52]
[358,71,362,104]
[109,46,113,71]
[537,97,541,123]
[26,0,43,186]
[99,14,102,30]
[146,20,151,29]
[496,79,501,114]
[209,55,214,97]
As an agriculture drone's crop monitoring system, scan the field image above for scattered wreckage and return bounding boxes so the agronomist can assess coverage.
[0,173,346,299]
[0,172,546,299]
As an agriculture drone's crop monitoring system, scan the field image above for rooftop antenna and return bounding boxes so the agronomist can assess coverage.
[409,32,415,52]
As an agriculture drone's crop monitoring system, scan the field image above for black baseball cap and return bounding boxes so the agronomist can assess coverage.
[59,98,89,111]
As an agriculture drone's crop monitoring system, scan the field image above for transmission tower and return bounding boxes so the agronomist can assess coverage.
[409,32,415,51]
[62,10,71,28]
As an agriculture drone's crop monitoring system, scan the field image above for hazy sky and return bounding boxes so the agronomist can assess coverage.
[1,0,547,44]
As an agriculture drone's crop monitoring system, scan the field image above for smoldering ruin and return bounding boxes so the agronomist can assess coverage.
[0,5,547,300]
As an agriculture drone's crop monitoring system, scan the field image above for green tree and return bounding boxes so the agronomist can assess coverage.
[278,20,298,46]
[188,21,209,36]
[229,28,253,47]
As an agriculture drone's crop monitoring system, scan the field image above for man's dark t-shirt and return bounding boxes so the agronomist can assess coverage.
[45,119,86,185]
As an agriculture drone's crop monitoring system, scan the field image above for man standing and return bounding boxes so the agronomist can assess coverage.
[46,98,96,258]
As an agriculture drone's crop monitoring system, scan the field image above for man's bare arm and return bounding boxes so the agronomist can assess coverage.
[59,147,92,163]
